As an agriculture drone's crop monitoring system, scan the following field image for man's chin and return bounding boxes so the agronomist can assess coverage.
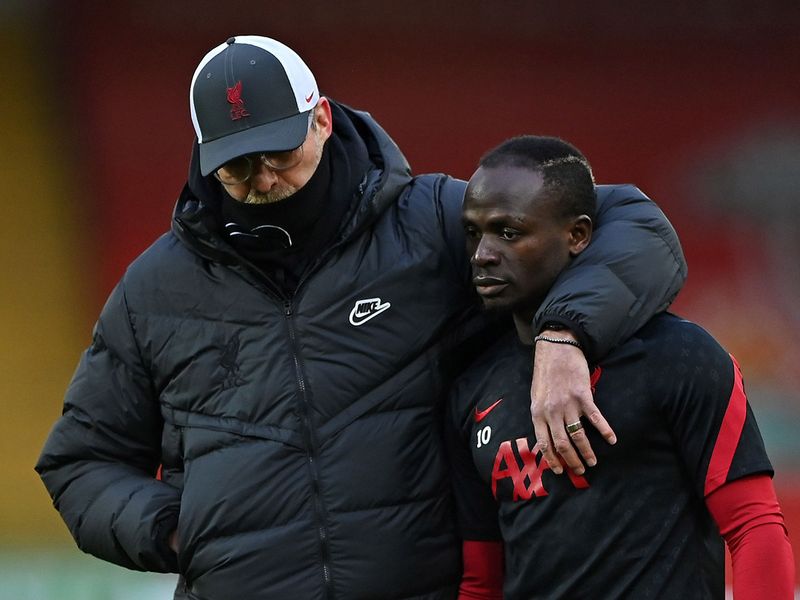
[478,294,539,321]
[478,296,513,314]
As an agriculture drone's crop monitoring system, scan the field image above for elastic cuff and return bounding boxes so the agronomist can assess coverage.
[533,316,592,357]
[153,508,180,572]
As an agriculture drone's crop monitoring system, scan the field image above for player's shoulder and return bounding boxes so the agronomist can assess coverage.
[632,312,735,387]
[637,312,722,351]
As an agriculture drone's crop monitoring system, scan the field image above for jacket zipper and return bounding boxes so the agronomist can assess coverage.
[284,300,333,598]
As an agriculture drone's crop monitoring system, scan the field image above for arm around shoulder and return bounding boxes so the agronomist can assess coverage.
[535,184,687,361]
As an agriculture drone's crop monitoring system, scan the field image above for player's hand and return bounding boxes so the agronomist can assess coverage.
[530,333,616,475]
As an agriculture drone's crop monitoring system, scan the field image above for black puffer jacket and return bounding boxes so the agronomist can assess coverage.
[36,101,686,600]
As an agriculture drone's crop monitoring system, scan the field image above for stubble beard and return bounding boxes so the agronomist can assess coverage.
[243,129,325,205]
[244,183,299,205]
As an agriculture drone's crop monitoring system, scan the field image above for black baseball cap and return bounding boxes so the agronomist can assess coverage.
[190,35,319,176]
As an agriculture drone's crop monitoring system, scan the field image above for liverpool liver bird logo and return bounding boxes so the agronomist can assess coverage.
[226,81,250,120]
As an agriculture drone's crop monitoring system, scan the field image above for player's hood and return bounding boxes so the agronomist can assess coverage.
[171,99,412,263]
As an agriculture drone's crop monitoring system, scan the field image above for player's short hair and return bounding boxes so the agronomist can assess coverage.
[479,136,596,222]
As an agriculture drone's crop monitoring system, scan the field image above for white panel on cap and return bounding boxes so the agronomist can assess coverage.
[189,40,230,142]
[235,35,319,113]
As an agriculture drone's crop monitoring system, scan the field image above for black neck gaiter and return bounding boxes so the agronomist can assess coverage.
[220,141,331,249]
[218,137,353,293]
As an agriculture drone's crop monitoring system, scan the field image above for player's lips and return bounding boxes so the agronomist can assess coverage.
[472,275,509,297]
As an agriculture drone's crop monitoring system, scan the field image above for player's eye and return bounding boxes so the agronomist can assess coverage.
[500,228,521,241]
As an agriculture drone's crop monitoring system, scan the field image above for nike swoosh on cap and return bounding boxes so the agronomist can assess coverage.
[474,398,503,423]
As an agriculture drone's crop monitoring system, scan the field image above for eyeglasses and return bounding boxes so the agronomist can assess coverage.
[214,147,304,185]
[214,110,315,185]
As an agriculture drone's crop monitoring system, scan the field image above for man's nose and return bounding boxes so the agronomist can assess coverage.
[471,237,500,266]
[250,160,279,191]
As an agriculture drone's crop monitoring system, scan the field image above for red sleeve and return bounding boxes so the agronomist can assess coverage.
[458,540,504,600]
[705,473,795,599]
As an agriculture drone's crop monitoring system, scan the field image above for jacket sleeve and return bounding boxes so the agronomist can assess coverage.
[35,280,180,573]
[533,184,687,361]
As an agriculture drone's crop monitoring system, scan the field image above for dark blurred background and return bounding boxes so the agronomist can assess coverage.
[2,1,799,596]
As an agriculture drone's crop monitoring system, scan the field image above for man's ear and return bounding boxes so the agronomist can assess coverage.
[568,215,593,257]
[315,97,334,141]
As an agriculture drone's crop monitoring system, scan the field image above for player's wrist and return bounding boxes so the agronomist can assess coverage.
[539,321,578,341]
[533,334,582,350]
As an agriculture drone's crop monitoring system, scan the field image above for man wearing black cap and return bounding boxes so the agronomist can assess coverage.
[36,36,687,599]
